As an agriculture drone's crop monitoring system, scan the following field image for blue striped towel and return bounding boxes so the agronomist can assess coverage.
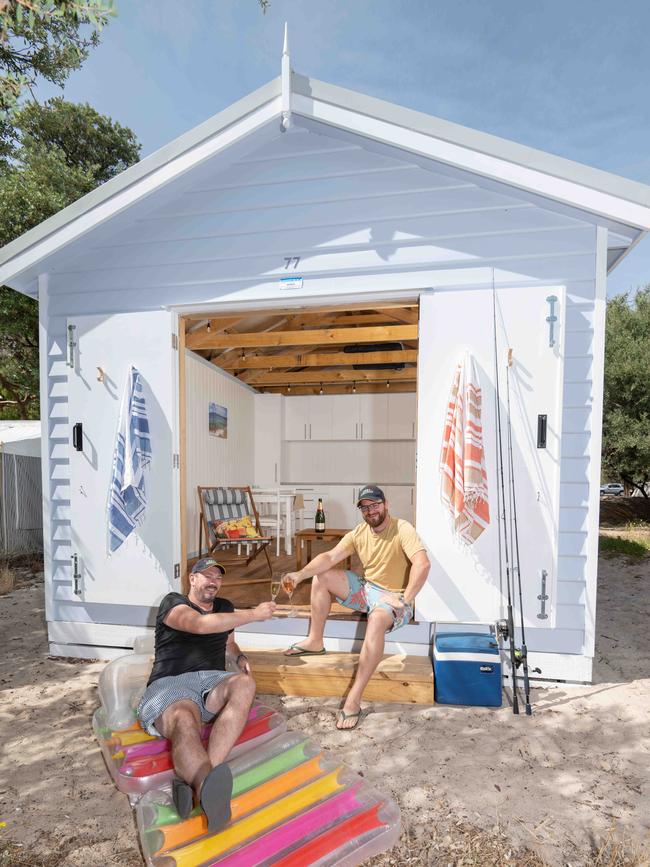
[108,366,152,553]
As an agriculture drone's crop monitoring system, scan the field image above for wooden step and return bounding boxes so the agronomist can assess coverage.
[245,649,433,705]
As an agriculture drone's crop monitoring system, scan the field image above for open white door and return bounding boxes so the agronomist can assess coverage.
[68,311,180,605]
[416,285,565,629]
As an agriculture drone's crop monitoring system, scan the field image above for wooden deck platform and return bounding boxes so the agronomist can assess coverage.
[245,649,433,705]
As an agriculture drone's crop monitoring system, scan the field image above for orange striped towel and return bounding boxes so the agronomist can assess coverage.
[440,353,490,543]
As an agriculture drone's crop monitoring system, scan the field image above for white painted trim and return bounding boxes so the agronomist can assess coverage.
[38,273,54,622]
[48,642,135,661]
[583,227,608,658]
[433,651,499,663]
[503,649,593,683]
[0,98,282,286]
[293,94,650,231]
[47,619,151,647]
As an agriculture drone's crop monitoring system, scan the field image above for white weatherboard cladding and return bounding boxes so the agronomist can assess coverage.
[33,120,601,667]
[67,312,179,605]
[44,123,607,312]
[415,286,564,630]
[185,352,255,556]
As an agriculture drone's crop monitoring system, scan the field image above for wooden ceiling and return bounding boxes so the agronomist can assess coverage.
[183,303,419,395]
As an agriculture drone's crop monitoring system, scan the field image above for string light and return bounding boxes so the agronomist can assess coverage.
[319,383,323,395]
[352,382,356,394]
[386,380,390,390]
[206,320,211,333]
[287,383,291,393]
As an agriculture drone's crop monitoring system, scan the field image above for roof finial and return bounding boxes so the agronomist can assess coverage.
[281,22,292,132]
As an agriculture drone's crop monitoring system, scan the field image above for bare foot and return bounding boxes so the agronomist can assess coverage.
[336,703,361,730]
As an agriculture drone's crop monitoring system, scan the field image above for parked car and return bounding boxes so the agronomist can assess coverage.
[600,483,624,496]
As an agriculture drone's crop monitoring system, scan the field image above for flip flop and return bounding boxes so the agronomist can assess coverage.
[284,644,327,657]
[200,762,233,833]
[336,709,361,730]
[172,777,194,819]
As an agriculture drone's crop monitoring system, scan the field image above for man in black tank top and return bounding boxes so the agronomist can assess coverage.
[137,557,276,833]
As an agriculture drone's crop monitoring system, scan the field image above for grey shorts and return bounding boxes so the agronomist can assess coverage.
[137,670,235,736]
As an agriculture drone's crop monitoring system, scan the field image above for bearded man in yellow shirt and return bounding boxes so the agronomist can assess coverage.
[282,484,430,730]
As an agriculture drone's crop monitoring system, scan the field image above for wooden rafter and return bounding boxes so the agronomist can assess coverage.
[187,324,418,351]
[243,367,416,385]
[260,382,416,395]
[218,349,417,370]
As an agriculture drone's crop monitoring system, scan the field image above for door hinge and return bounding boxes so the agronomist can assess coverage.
[67,324,77,368]
[174,563,180,580]
[172,333,178,350]
[173,453,180,468]
[71,553,82,596]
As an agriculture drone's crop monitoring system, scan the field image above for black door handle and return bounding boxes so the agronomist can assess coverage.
[537,414,547,449]
[72,423,83,452]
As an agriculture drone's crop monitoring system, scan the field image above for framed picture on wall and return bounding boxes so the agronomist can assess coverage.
[209,402,228,438]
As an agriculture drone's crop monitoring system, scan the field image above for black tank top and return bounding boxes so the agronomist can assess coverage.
[147,592,235,686]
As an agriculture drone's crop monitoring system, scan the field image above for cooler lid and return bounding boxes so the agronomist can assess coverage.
[434,632,499,655]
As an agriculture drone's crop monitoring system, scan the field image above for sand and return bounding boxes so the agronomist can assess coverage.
[0,551,648,866]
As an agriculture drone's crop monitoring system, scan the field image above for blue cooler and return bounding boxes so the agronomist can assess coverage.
[433,632,502,707]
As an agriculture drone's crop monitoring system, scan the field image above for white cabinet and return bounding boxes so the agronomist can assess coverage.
[308,395,333,440]
[384,485,415,525]
[284,396,311,440]
[283,393,416,442]
[331,395,359,440]
[254,394,282,486]
[358,393,388,440]
[283,395,333,440]
[388,392,417,440]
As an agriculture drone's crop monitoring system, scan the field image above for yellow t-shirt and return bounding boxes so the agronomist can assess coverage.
[340,518,426,592]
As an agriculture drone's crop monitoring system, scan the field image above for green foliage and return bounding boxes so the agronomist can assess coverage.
[599,533,650,561]
[1,1,114,121]
[602,288,650,496]
[0,97,140,418]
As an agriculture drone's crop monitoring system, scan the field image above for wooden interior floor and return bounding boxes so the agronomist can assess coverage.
[188,540,364,620]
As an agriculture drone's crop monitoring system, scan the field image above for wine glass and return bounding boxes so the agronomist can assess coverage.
[270,575,282,617]
[282,573,296,617]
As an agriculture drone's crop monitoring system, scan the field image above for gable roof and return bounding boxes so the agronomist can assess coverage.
[2,71,649,296]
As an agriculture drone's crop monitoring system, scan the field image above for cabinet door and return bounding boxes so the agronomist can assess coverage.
[358,393,388,439]
[388,392,417,439]
[308,395,332,440]
[283,396,310,440]
[385,485,415,525]
[323,487,350,529]
[254,395,282,485]
[330,394,360,440]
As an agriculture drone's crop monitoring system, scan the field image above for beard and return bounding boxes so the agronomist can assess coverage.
[363,506,387,528]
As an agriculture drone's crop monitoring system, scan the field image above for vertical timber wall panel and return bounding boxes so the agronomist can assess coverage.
[185,352,255,557]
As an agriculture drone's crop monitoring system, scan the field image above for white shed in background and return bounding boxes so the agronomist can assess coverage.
[1,41,650,681]
[0,420,43,554]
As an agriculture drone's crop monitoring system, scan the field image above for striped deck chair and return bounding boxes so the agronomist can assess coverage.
[197,486,273,581]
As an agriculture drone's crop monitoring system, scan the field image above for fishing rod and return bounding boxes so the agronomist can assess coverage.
[504,348,533,715]
[491,281,520,715]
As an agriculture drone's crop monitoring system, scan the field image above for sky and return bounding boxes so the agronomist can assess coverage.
[36,0,650,296]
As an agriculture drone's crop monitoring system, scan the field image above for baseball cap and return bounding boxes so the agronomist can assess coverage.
[191,557,226,576]
[356,484,385,507]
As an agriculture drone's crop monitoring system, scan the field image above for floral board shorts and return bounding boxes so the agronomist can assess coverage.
[336,571,413,632]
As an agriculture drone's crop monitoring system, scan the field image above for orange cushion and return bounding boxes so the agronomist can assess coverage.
[212,515,261,540]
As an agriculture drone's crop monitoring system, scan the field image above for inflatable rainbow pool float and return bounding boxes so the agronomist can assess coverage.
[94,649,400,865]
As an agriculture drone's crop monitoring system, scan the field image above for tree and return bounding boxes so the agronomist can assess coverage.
[0,97,140,418]
[602,288,650,497]
[1,1,114,129]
